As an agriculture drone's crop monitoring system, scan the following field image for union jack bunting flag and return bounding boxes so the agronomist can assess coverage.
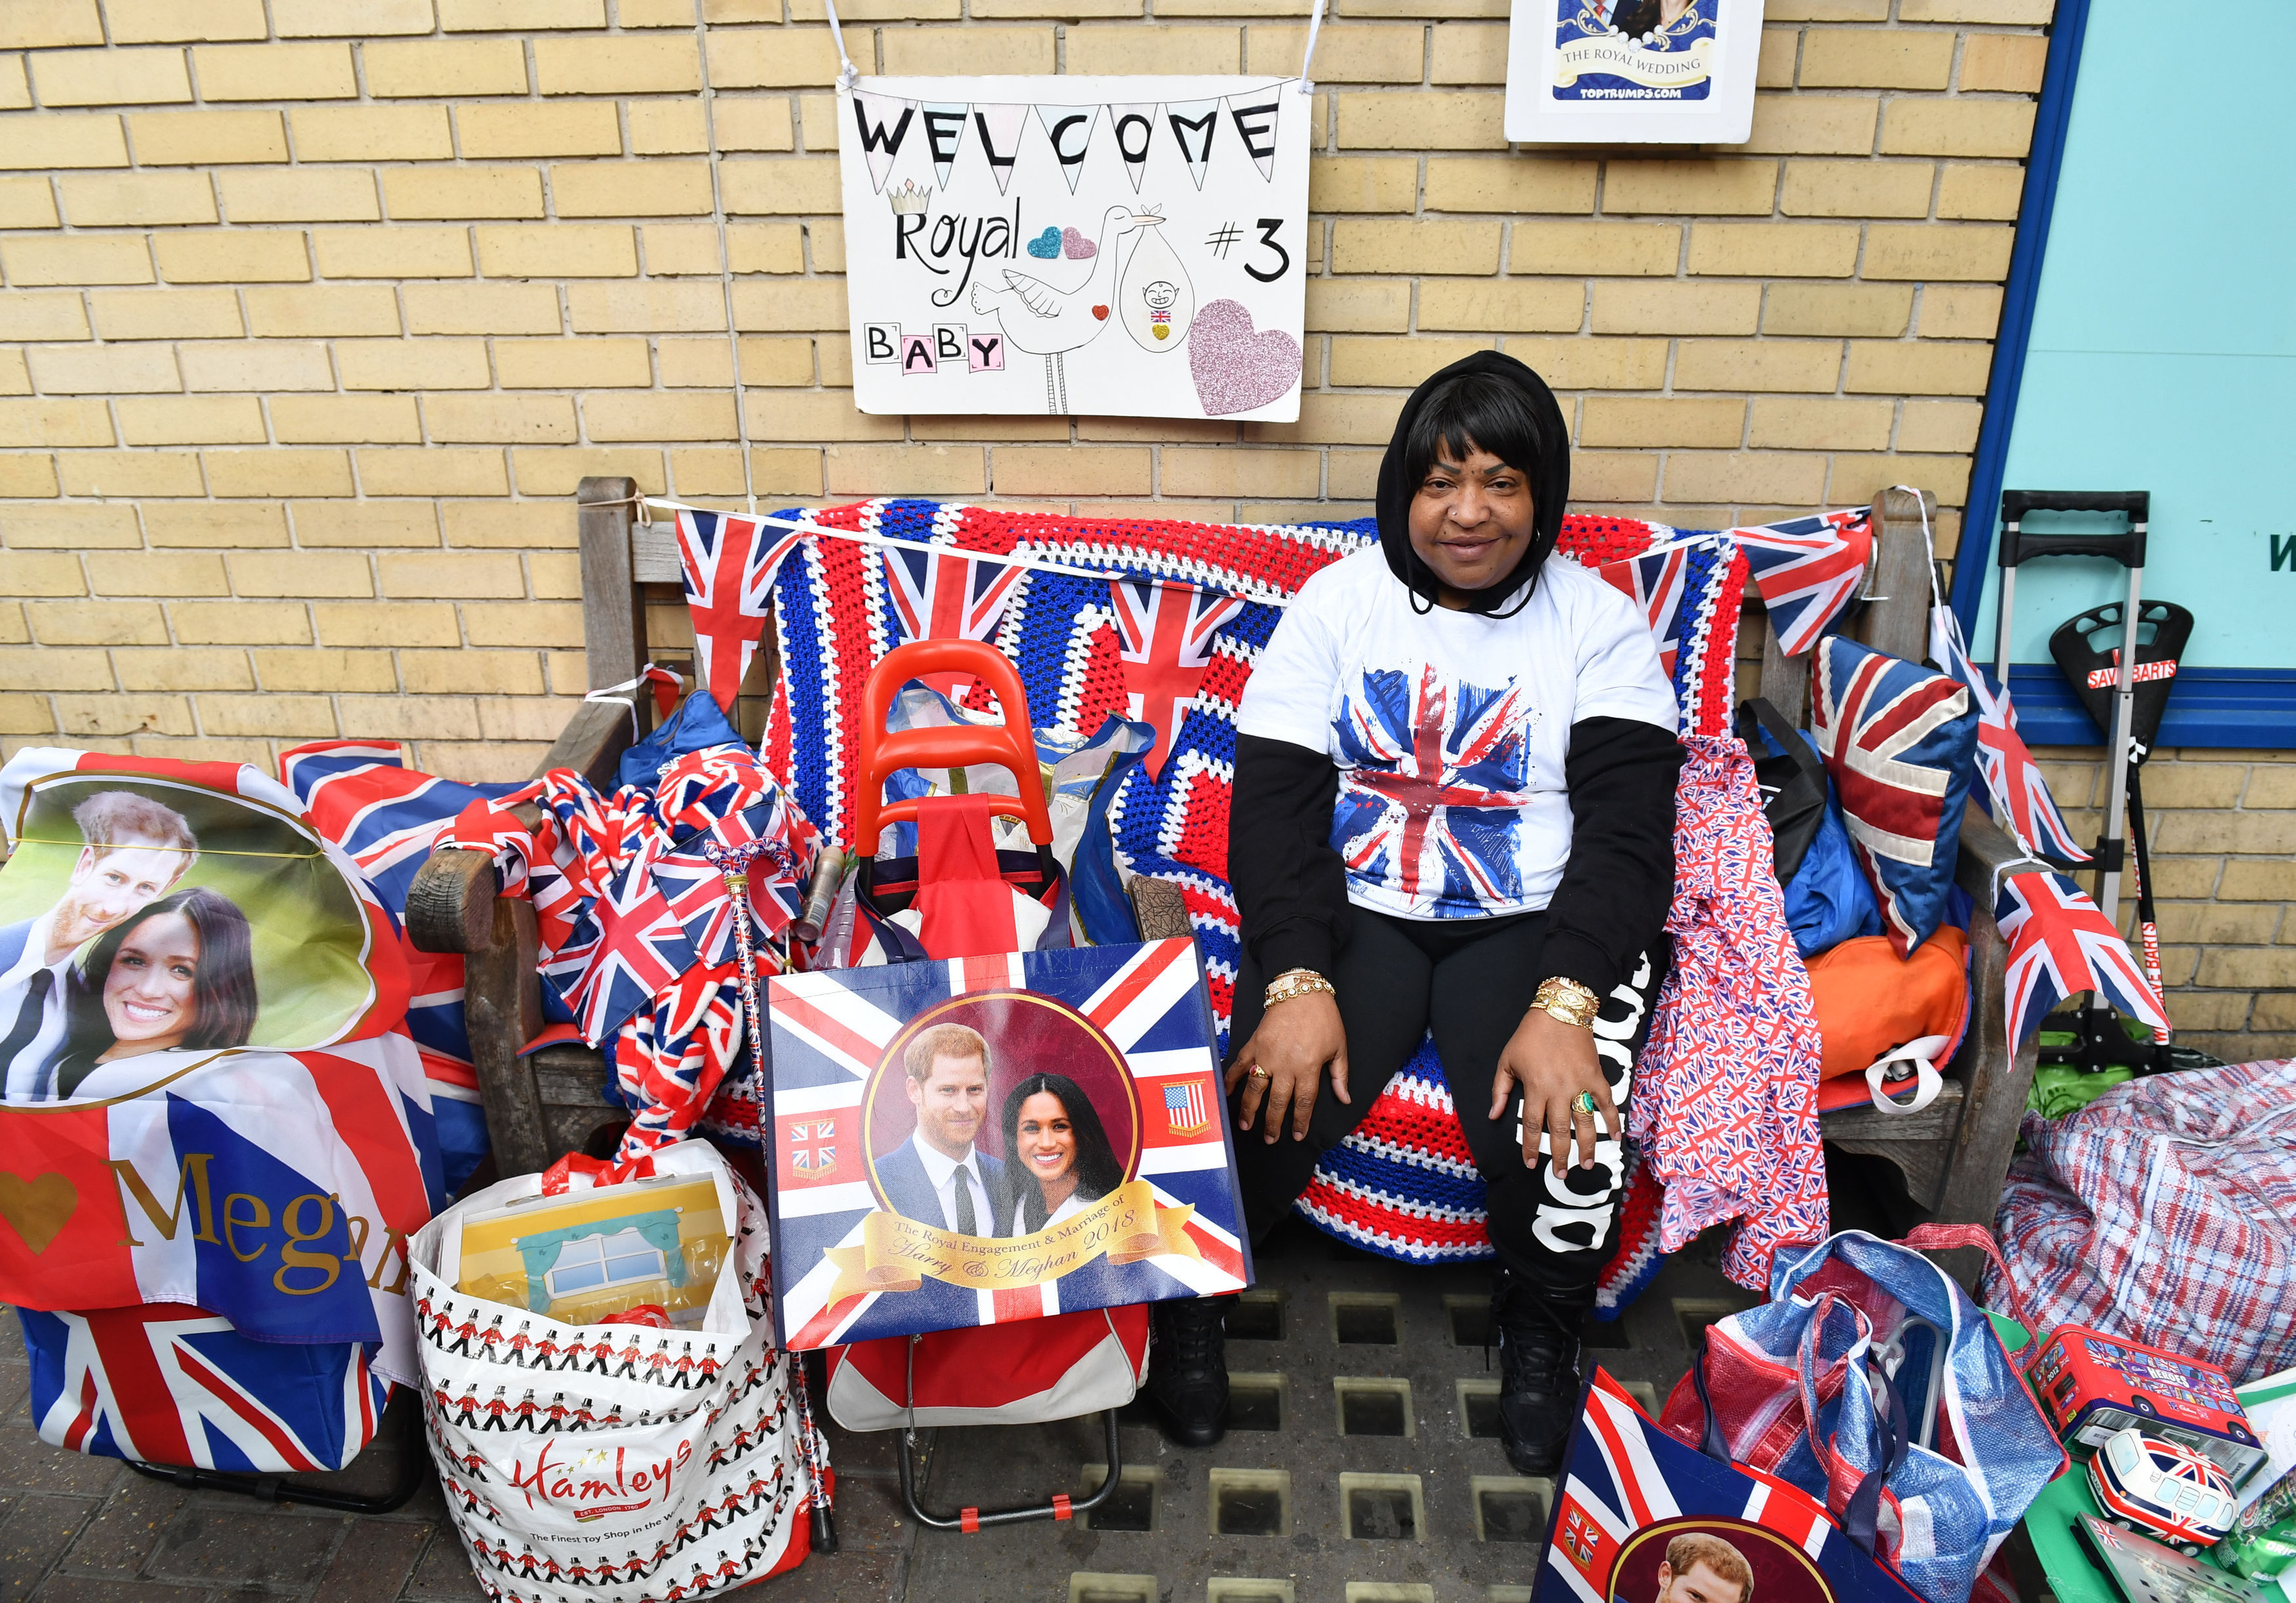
[1927,605,2091,864]
[1996,868,2168,1047]
[1108,578,1248,781]
[1534,1371,1925,1603]
[881,540,1029,699]
[1331,664,1534,916]
[762,938,1248,1348]
[1596,542,1692,681]
[1732,509,1874,657]
[1812,637,1977,957]
[18,1304,388,1472]
[675,508,804,710]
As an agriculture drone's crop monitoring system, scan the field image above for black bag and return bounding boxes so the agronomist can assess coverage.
[1736,697,1828,882]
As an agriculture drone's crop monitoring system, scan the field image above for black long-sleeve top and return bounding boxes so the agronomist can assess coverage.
[1229,717,1682,1000]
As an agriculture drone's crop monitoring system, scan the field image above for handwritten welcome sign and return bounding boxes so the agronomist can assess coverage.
[836,75,1311,421]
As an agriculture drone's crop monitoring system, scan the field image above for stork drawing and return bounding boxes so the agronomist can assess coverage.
[969,205,1165,415]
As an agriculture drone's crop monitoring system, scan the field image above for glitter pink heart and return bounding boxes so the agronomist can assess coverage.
[1061,226,1097,260]
[1189,299,1300,417]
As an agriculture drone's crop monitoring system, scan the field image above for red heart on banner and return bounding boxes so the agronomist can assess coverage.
[1091,304,1109,321]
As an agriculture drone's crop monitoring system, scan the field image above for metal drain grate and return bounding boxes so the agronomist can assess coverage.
[879,1217,1756,1603]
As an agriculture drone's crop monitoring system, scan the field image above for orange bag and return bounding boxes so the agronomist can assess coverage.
[1806,928,1969,1114]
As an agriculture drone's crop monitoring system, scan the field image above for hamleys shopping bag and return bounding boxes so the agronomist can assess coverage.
[409,1141,829,1602]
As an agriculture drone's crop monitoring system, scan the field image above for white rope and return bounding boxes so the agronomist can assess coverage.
[819,0,861,91]
[1298,0,1329,95]
[693,3,757,515]
[638,495,1303,607]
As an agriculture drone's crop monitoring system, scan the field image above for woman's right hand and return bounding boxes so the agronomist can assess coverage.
[1224,992,1349,1143]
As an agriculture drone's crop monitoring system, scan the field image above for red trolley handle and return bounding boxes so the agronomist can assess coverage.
[853,640,1054,852]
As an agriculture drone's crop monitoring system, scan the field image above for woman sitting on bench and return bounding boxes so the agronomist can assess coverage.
[1144,352,1684,1476]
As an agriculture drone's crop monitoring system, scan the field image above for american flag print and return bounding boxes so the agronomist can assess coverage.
[1163,1080,1209,1137]
[1533,1370,1925,1603]
[1811,636,1976,957]
[18,1303,387,1472]
[1927,604,2091,864]
[764,938,1249,1347]
[1732,509,1873,657]
[676,508,805,710]
[1107,578,1248,781]
[1995,868,2167,1048]
[1329,664,1537,918]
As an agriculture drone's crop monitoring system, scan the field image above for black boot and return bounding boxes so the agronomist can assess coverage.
[1146,1295,1232,1448]
[1490,1267,1584,1476]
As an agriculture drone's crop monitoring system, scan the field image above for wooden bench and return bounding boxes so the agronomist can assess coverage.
[407,481,2038,1234]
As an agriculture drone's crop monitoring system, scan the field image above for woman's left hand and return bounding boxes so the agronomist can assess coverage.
[1488,1008,1617,1179]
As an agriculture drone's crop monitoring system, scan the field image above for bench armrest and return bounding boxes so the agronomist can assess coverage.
[407,847,499,955]
[1954,801,2031,904]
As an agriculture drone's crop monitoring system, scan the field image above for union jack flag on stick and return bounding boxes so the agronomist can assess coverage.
[676,509,804,710]
[1996,868,2167,1047]
[1929,603,2091,864]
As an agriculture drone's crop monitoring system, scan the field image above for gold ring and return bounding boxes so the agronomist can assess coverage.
[1248,1065,1270,1081]
[1573,1091,1597,1114]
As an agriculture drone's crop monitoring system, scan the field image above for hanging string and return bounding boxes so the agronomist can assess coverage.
[1298,0,1328,96]
[819,0,861,92]
[691,4,759,516]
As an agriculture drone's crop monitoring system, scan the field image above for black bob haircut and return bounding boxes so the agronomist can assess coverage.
[1374,351,1571,617]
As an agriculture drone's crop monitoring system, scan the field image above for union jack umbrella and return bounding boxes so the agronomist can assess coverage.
[1331,663,1534,914]
[1107,577,1247,780]
[1927,604,2091,864]
[1732,509,1873,657]
[676,508,805,710]
[18,1303,388,1473]
[1812,637,1976,957]
[764,938,1250,1348]
[1536,1371,1926,1603]
[1995,868,2167,1047]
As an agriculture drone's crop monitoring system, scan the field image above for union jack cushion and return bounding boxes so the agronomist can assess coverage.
[1811,636,1977,958]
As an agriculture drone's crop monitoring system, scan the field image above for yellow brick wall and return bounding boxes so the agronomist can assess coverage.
[1,0,2053,783]
[6,0,2284,1042]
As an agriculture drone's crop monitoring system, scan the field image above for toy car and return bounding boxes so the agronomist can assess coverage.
[2087,1426,2238,1552]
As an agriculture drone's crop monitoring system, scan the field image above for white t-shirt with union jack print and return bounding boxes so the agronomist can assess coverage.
[1236,546,1676,921]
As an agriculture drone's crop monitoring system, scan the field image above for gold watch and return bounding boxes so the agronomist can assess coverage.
[1532,976,1599,1028]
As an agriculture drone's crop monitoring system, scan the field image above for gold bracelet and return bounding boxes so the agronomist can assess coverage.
[1263,967,1335,1009]
[1532,976,1600,1029]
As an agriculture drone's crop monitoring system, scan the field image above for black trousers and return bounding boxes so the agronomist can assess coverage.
[1227,909,1662,1307]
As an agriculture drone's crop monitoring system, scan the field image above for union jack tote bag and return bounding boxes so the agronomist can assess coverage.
[1656,1228,2067,1603]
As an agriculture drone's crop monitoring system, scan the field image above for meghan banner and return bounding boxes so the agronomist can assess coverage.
[760,937,1251,1349]
[836,75,1311,421]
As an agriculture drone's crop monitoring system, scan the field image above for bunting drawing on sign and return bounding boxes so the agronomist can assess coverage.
[1166,97,1220,190]
[972,102,1029,196]
[1034,103,1102,194]
[852,92,916,195]
[1224,92,1282,182]
[921,101,969,188]
[1110,102,1157,192]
